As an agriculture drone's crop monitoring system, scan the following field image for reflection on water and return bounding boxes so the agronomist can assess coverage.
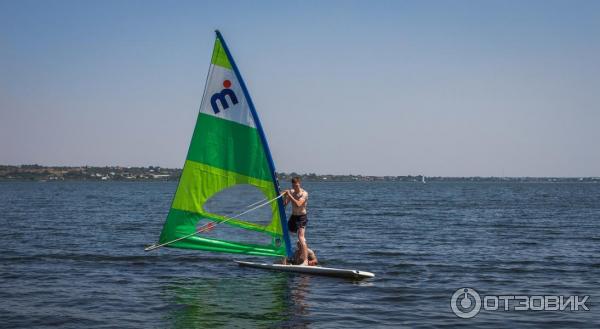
[162,273,313,328]
[290,275,311,319]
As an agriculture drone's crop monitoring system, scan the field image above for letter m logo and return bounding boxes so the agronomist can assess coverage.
[210,89,239,114]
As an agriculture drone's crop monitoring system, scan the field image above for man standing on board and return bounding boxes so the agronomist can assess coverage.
[283,177,310,266]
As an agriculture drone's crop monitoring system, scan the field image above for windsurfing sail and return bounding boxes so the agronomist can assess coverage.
[149,30,292,258]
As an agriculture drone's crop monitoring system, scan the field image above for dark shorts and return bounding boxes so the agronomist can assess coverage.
[287,214,308,233]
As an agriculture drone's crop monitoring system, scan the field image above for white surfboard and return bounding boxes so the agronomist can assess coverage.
[235,260,375,279]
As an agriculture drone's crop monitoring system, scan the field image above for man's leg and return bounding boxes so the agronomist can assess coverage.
[297,227,308,266]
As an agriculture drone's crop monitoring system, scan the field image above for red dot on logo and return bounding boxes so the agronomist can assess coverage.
[223,80,232,88]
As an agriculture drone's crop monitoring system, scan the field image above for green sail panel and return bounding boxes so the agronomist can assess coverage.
[156,32,289,257]
[211,38,233,70]
[186,113,271,181]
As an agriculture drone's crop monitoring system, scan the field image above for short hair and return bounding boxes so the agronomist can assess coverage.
[291,176,301,184]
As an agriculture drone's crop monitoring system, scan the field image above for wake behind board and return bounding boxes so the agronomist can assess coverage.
[235,260,375,279]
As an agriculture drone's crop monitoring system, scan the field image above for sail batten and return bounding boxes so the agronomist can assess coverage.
[155,31,291,258]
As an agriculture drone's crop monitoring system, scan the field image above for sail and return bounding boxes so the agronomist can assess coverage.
[156,31,292,258]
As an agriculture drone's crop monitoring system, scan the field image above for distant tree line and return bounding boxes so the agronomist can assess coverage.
[0,165,597,183]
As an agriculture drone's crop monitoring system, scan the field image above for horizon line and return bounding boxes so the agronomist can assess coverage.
[1,164,598,179]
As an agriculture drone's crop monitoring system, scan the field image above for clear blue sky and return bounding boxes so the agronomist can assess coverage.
[1,0,599,177]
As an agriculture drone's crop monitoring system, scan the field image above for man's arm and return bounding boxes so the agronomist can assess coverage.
[286,192,306,207]
[281,190,290,206]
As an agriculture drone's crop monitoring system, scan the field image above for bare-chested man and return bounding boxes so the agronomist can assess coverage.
[283,177,310,265]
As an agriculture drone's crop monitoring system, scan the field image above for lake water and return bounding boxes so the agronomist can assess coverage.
[1,181,599,328]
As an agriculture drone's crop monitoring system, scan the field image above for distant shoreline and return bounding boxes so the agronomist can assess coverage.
[1,165,598,183]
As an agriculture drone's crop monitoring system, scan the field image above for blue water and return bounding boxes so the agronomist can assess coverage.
[1,181,599,328]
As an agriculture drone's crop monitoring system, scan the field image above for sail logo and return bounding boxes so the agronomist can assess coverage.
[210,80,238,114]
